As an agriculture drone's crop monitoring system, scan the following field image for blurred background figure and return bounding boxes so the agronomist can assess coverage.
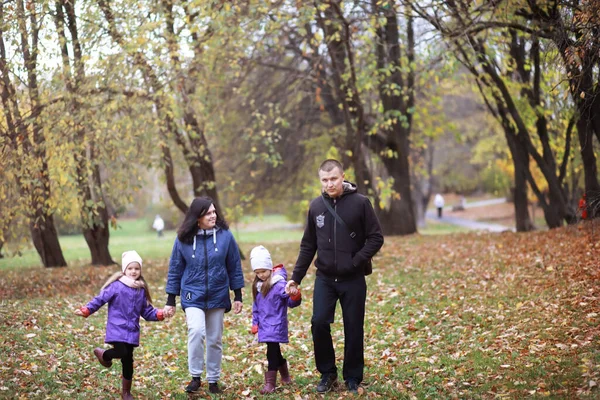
[434,194,445,219]
[578,194,588,220]
[152,215,165,237]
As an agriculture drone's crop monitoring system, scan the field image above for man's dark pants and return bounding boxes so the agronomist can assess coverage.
[311,274,367,383]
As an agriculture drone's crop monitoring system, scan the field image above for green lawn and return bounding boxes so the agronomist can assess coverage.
[0,216,465,270]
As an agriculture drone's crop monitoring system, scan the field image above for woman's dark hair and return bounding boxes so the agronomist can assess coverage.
[177,197,229,244]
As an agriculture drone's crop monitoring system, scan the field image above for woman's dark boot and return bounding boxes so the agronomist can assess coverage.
[260,370,277,394]
[278,360,291,384]
[122,378,133,400]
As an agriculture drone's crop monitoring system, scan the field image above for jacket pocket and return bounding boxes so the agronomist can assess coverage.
[336,250,356,276]
[211,265,228,286]
[315,249,335,275]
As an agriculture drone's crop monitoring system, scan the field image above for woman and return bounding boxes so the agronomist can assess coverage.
[164,197,244,394]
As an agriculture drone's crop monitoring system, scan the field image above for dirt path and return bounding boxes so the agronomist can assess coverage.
[427,197,515,232]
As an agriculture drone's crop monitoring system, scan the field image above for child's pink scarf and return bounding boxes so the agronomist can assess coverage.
[119,275,145,289]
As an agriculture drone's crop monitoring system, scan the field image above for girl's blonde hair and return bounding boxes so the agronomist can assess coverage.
[101,272,153,304]
[252,272,274,300]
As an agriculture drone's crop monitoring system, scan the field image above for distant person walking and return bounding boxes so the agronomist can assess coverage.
[75,250,166,400]
[434,193,445,218]
[152,215,165,237]
[285,159,384,394]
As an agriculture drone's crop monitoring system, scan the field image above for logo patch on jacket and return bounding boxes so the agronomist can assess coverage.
[316,214,325,228]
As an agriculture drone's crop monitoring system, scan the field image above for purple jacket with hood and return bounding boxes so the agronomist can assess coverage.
[252,265,301,343]
[84,280,163,346]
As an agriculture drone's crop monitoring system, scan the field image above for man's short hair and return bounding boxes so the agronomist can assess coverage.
[318,159,344,174]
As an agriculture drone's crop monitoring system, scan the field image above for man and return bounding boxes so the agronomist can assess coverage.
[285,159,384,394]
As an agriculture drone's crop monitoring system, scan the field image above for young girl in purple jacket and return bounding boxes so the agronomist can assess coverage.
[250,246,302,394]
[75,250,166,400]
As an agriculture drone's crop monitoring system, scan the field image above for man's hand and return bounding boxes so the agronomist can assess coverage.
[233,301,243,314]
[285,280,299,296]
[164,305,176,318]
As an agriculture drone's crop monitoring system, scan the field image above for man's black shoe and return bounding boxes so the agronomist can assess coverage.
[208,382,221,394]
[316,374,337,393]
[346,379,359,393]
[185,377,201,393]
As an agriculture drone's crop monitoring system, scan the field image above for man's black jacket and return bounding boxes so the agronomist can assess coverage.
[291,181,384,284]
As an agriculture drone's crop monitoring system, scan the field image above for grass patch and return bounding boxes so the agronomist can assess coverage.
[0,217,303,271]
[420,220,471,235]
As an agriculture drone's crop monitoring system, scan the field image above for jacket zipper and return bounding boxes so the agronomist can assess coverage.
[203,230,209,309]
[333,199,337,280]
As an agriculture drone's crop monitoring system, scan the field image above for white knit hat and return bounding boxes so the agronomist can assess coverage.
[250,245,273,271]
[121,250,143,272]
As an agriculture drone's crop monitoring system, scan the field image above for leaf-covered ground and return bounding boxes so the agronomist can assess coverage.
[1,222,598,399]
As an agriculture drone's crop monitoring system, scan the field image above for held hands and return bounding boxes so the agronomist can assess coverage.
[162,303,240,316]
[285,280,299,296]
[163,305,176,318]
[233,301,243,314]
[74,309,84,316]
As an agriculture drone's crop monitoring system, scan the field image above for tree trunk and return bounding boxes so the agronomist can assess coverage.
[315,1,369,194]
[56,0,115,266]
[82,206,113,266]
[473,37,572,226]
[82,225,113,265]
[30,212,67,267]
[75,159,115,266]
[161,145,188,213]
[378,195,417,235]
[511,143,536,232]
[379,153,417,235]
[371,3,417,235]
[13,0,67,267]
[576,108,600,219]
[547,11,600,217]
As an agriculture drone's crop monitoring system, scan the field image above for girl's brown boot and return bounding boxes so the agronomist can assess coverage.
[260,370,277,394]
[278,360,291,384]
[122,378,133,400]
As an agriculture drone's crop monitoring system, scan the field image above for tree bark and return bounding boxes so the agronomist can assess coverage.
[576,115,600,215]
[370,2,417,234]
[13,0,67,266]
[98,0,223,217]
[316,1,368,194]
[504,128,536,231]
[379,154,417,235]
[30,211,67,268]
[521,0,600,216]
[56,0,115,266]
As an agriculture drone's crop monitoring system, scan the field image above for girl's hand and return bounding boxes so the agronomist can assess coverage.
[285,280,298,296]
[74,307,90,317]
[164,305,175,318]
[233,301,242,314]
